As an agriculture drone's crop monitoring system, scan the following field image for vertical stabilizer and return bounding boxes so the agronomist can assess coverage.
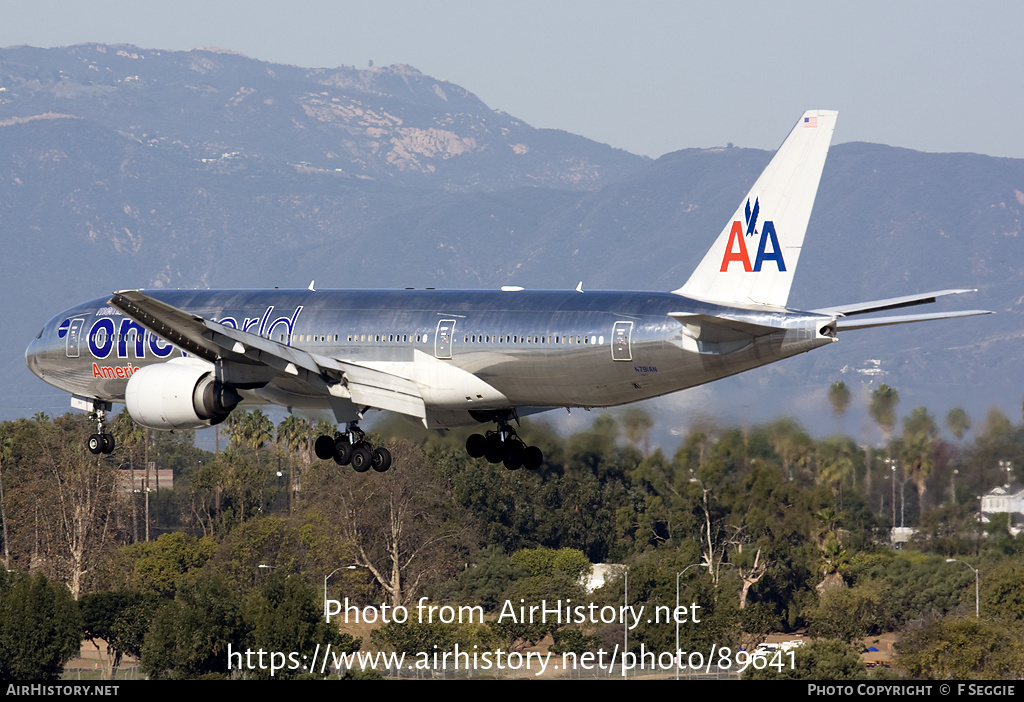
[674,110,837,308]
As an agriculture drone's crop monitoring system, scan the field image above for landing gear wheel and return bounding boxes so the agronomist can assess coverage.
[466,412,542,471]
[334,439,353,466]
[503,439,525,471]
[351,444,372,472]
[466,433,487,458]
[523,445,543,470]
[484,434,505,464]
[372,447,392,472]
[315,435,336,460]
[87,403,114,456]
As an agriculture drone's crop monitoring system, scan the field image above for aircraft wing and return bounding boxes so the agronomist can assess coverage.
[108,290,428,420]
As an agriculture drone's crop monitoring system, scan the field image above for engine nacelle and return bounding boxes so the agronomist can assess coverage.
[125,360,241,431]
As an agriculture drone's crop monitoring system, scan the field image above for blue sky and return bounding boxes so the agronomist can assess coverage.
[4,1,1023,158]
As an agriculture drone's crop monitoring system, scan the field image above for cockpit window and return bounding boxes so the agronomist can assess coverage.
[36,328,44,339]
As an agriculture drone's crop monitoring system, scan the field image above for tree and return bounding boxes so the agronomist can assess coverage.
[807,582,885,642]
[869,384,900,442]
[96,531,216,598]
[745,638,866,680]
[80,590,159,680]
[0,570,82,680]
[301,440,469,607]
[509,547,591,581]
[141,572,248,680]
[946,407,971,442]
[621,408,654,458]
[232,410,274,460]
[980,561,1024,622]
[28,414,124,597]
[845,551,972,631]
[489,572,585,650]
[828,380,852,426]
[444,546,528,612]
[212,516,313,593]
[896,616,1024,679]
[111,409,148,541]
[900,407,940,512]
[766,417,813,481]
[243,570,357,679]
[817,435,859,502]
[276,414,312,515]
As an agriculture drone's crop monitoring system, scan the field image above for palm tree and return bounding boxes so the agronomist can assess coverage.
[900,406,939,514]
[767,417,812,481]
[828,380,852,430]
[946,407,971,442]
[277,414,311,455]
[221,411,244,450]
[276,414,312,514]
[230,409,275,462]
[869,384,900,443]
[817,435,859,506]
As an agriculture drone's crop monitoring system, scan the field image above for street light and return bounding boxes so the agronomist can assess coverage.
[623,568,628,679]
[945,558,980,618]
[324,565,359,619]
[676,564,709,680]
[999,460,1012,488]
[884,458,897,533]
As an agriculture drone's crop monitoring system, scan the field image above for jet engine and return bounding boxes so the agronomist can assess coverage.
[125,359,241,430]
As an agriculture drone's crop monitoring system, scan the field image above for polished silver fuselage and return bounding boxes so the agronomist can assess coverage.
[26,288,834,427]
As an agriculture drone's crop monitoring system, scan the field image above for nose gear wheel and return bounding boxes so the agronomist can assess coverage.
[87,405,115,455]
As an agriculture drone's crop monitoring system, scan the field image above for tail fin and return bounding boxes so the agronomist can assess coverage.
[674,110,838,308]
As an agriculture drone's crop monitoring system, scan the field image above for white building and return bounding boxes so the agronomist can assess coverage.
[980,484,1024,535]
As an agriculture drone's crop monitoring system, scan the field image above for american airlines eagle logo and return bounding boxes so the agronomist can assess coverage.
[719,197,787,273]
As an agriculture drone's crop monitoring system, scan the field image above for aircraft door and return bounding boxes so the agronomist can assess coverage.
[435,319,456,359]
[611,321,633,361]
[65,317,85,358]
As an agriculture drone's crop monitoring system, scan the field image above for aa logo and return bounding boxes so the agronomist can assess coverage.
[719,198,786,273]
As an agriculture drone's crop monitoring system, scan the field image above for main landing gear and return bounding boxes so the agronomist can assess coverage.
[87,407,115,455]
[314,424,391,473]
[465,414,543,471]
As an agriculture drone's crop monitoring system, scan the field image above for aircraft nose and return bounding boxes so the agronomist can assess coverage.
[26,327,49,380]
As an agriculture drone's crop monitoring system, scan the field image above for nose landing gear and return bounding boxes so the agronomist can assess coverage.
[87,405,115,455]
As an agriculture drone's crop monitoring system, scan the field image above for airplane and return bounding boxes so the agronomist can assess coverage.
[25,110,991,472]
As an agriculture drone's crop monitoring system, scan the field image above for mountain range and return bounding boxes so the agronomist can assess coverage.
[2,44,1021,442]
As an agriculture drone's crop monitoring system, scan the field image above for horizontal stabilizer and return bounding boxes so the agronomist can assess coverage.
[835,309,992,331]
[813,289,979,317]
